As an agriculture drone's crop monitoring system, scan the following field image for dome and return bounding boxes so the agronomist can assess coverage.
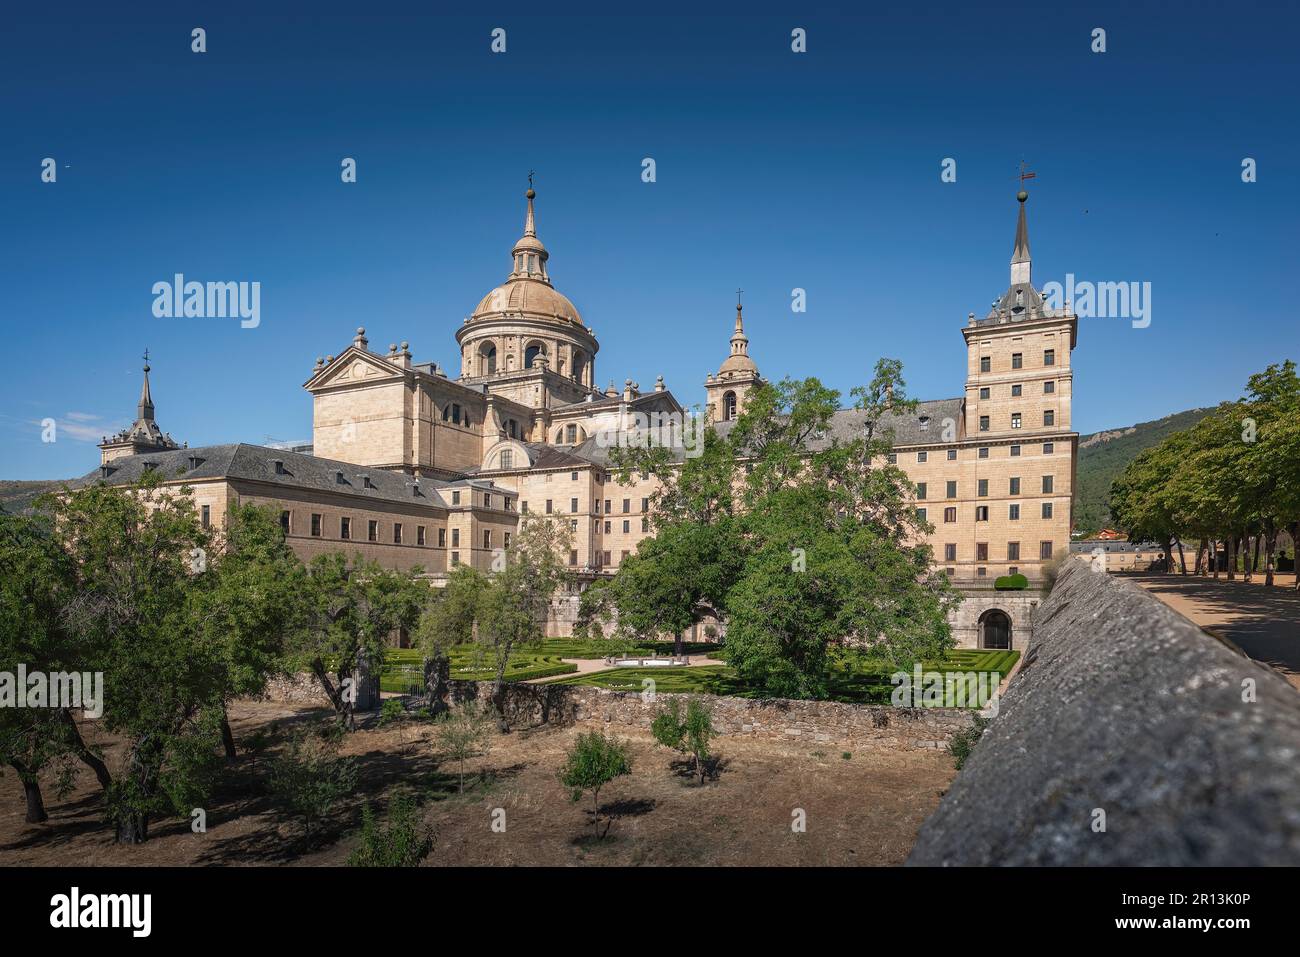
[472,277,584,326]
[719,352,757,374]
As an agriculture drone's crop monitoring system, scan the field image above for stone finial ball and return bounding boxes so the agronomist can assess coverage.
[1017,190,1028,202]
[356,326,365,335]
[526,188,536,199]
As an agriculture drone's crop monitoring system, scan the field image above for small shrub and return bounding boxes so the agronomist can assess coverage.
[377,698,406,727]
[347,790,433,867]
[948,714,990,770]
[560,730,632,839]
[994,573,1029,591]
[435,702,494,794]
[267,724,358,837]
[650,697,716,784]
[841,751,852,760]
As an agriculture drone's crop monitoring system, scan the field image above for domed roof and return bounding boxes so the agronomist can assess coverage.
[466,186,585,328]
[719,351,757,374]
[472,277,584,325]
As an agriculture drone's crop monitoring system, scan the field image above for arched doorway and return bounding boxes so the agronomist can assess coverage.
[979,609,1012,650]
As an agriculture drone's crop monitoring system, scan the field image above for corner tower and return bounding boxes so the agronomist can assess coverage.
[100,354,182,464]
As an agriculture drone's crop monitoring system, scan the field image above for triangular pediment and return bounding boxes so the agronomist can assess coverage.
[304,347,406,392]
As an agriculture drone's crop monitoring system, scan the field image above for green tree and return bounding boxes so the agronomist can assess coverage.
[267,722,358,839]
[293,554,426,729]
[650,696,716,785]
[347,789,433,867]
[559,730,632,839]
[434,701,494,793]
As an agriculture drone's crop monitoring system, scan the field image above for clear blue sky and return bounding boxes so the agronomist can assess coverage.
[2,1,1296,480]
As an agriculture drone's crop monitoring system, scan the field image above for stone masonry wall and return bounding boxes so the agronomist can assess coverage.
[907,557,1300,866]
[442,680,975,751]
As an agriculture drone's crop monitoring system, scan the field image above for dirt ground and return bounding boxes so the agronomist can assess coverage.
[0,700,955,867]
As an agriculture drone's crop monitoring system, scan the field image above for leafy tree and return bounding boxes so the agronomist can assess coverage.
[347,789,433,867]
[36,477,225,843]
[608,360,956,697]
[559,730,632,839]
[434,701,494,793]
[0,511,82,823]
[650,697,716,784]
[293,554,426,729]
[420,516,571,723]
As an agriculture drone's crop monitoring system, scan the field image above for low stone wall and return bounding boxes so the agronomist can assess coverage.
[261,672,330,705]
[444,680,974,751]
[907,557,1300,866]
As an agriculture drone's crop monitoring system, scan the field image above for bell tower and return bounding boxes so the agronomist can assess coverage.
[704,292,763,423]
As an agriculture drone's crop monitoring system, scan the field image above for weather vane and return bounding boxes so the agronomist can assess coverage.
[528,169,535,189]
[736,287,743,307]
[1018,160,1037,188]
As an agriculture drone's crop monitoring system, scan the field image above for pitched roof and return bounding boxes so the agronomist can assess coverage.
[69,443,452,509]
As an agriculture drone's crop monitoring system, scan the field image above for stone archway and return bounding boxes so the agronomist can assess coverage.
[979,609,1013,650]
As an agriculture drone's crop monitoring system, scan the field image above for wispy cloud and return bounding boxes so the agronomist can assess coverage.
[20,413,125,444]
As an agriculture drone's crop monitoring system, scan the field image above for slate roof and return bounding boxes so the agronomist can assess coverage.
[69,443,452,509]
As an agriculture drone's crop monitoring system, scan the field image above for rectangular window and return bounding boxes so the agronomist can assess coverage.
[1011,413,1022,429]
[917,451,928,463]
[393,523,403,545]
[1011,384,1022,397]
[642,518,649,532]
[917,507,927,522]
[979,416,990,432]
[342,517,352,540]
[980,356,991,373]
[622,499,630,513]
[368,520,378,542]
[641,497,649,512]
[979,387,990,400]
[1012,353,1023,369]
[279,509,289,534]
[1044,381,1055,394]
[944,507,957,523]
[571,471,578,481]
[946,481,957,498]
[438,528,446,548]
[976,506,989,522]
[604,521,611,533]
[483,530,492,549]
[451,552,460,566]
[944,543,957,562]
[503,532,511,548]
[603,551,611,566]
[1009,504,1020,520]
[566,424,577,443]
[1044,410,1055,427]
[605,499,611,513]
[1010,445,1021,457]
[916,482,927,500]
[978,447,989,459]
[484,493,491,509]
[887,453,898,464]
[570,519,578,531]
[499,450,512,470]
[1043,442,1054,454]
[570,550,578,566]
[1044,349,1055,366]
[1042,475,1054,493]
[1040,541,1054,560]
[311,513,322,537]
[622,520,630,533]
[570,498,578,513]
[1042,502,1054,519]
[978,479,988,497]
[452,490,460,505]
[1007,542,1020,561]
[545,499,553,514]
[521,501,529,514]
[947,449,957,461]
[976,543,988,562]
[1010,477,1021,495]
[977,567,987,578]
[452,528,460,547]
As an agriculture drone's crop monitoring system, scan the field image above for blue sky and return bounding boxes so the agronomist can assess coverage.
[2,1,1296,480]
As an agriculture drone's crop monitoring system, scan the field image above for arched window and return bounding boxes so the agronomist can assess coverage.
[525,343,546,368]
[979,610,1012,650]
[566,423,578,444]
[723,391,738,421]
[507,420,518,439]
[481,344,497,375]
[573,351,586,383]
[555,428,564,443]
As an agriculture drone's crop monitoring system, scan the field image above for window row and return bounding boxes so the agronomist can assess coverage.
[891,442,1055,464]
[916,476,1055,499]
[942,541,1055,561]
[979,411,1057,431]
[979,349,1055,373]
[978,381,1056,399]
[918,502,1055,523]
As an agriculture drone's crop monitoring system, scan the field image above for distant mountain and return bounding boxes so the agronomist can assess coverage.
[1073,408,1213,535]
[0,479,68,515]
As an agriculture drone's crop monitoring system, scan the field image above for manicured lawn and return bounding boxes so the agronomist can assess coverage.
[551,649,1020,706]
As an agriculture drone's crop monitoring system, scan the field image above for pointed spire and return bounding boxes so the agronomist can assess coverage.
[731,302,749,356]
[138,350,155,422]
[1010,190,1031,285]
[510,177,550,283]
[523,187,537,238]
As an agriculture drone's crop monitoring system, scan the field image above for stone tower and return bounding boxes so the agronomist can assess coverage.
[704,298,763,423]
[99,355,181,464]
